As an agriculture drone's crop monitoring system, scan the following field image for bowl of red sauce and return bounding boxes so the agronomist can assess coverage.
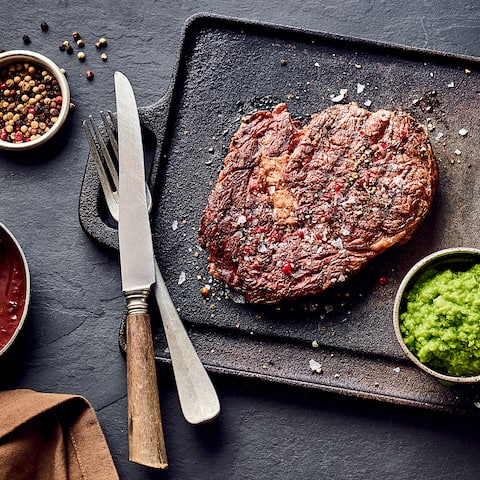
[0,223,30,356]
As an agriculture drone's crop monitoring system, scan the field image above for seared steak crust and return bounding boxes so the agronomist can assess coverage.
[198,103,438,304]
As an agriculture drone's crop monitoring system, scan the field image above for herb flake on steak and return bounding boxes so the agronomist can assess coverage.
[198,103,438,304]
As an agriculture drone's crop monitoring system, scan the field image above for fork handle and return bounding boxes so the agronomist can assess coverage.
[126,307,168,469]
[154,262,220,424]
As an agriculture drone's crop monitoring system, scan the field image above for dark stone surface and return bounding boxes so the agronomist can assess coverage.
[1,1,480,478]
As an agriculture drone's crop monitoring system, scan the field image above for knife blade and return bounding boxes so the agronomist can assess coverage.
[115,70,167,469]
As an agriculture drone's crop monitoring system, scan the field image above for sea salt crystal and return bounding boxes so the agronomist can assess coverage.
[393,367,401,373]
[257,244,268,253]
[309,359,323,374]
[331,237,344,249]
[330,88,348,103]
[364,99,372,107]
[178,271,186,285]
[454,149,462,156]
[236,214,247,225]
[459,128,468,136]
[356,83,365,94]
[172,220,178,231]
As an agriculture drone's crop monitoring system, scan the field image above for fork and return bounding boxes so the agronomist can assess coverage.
[83,112,220,425]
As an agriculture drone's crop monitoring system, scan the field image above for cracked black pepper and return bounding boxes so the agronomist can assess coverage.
[0,61,63,144]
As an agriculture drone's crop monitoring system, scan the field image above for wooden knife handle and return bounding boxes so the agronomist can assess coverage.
[126,311,168,469]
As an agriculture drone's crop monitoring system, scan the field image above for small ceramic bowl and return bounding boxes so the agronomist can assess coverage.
[0,223,30,357]
[393,247,480,384]
[0,50,70,150]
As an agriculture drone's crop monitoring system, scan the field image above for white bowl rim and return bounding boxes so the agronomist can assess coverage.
[0,49,70,151]
[393,247,480,384]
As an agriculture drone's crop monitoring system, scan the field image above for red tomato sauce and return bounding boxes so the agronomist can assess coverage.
[0,228,27,350]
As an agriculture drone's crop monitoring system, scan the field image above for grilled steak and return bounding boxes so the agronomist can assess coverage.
[198,103,438,304]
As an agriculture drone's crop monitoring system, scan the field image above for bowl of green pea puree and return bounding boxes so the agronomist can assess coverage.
[393,248,480,383]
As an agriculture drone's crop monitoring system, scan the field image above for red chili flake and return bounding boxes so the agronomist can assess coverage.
[380,142,388,150]
[334,184,342,193]
[357,178,364,187]
[378,276,388,286]
[252,261,260,269]
[253,226,267,233]
[281,261,292,275]
[298,230,305,239]
[323,192,332,200]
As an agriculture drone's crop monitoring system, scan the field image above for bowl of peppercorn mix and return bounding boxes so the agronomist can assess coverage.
[0,50,70,150]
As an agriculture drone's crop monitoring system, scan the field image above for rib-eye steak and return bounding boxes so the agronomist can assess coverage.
[198,103,438,304]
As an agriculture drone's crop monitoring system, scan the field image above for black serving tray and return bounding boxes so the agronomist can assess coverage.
[79,13,480,415]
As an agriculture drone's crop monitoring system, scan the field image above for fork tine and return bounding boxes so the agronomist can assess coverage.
[83,115,120,221]
[100,110,119,183]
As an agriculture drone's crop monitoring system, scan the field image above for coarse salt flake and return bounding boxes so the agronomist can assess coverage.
[459,128,468,136]
[356,83,365,94]
[331,237,344,249]
[312,340,319,348]
[330,88,348,103]
[314,62,320,67]
[309,359,323,374]
[454,149,462,156]
[393,367,401,373]
[237,214,247,225]
[172,220,178,231]
[447,81,455,88]
[258,244,268,253]
[178,271,186,285]
[364,99,372,107]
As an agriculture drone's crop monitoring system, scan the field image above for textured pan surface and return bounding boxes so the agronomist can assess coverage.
[79,14,480,415]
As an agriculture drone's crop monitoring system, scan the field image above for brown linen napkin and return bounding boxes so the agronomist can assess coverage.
[0,389,119,480]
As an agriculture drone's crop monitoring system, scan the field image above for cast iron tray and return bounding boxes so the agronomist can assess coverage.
[79,13,480,415]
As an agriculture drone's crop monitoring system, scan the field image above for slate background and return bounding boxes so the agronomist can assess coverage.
[1,1,480,479]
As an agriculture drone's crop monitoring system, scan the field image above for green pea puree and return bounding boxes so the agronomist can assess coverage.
[400,263,480,377]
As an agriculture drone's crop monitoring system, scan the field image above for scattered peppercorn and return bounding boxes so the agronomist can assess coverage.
[66,45,73,54]
[85,70,94,80]
[101,53,108,61]
[22,35,31,45]
[76,39,85,48]
[72,31,81,40]
[77,52,86,61]
[0,61,63,144]
[96,37,107,49]
[200,286,210,297]
[59,43,66,52]
[40,21,49,32]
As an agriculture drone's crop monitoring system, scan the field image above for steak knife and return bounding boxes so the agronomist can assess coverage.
[115,71,167,469]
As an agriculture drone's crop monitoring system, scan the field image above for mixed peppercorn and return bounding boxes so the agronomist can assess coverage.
[0,61,63,144]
